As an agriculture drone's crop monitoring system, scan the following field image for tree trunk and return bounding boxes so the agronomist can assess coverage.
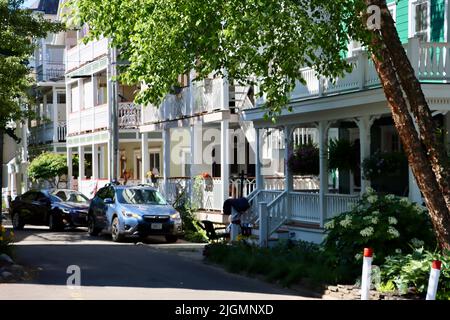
[369,34,450,250]
[369,0,450,210]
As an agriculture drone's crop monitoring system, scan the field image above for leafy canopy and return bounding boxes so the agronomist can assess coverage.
[67,0,374,120]
[28,152,68,182]
[0,0,63,129]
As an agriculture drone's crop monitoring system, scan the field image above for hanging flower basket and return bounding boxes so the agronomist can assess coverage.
[287,143,320,175]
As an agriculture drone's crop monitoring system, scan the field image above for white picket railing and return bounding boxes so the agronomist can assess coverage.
[229,177,256,198]
[257,39,450,107]
[118,102,141,128]
[267,191,289,234]
[325,193,360,220]
[57,121,67,141]
[290,192,321,223]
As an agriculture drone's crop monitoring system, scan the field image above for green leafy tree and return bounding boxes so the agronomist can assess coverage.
[0,0,63,128]
[0,0,63,192]
[28,152,67,187]
[69,0,450,249]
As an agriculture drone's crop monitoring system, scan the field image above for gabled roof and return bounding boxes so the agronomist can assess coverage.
[29,0,59,15]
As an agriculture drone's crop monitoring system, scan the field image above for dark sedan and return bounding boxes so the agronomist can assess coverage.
[10,189,90,231]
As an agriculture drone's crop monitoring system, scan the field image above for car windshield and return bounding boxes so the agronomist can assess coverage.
[117,189,167,205]
[54,191,89,203]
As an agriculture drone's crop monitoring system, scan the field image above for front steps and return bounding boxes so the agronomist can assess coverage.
[250,220,325,245]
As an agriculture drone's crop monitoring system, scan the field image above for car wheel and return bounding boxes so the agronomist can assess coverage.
[111,217,124,242]
[49,214,63,231]
[88,215,100,236]
[12,211,25,230]
[165,235,178,243]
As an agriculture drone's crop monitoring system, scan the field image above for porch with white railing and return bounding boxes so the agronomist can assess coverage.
[29,121,67,144]
[141,78,230,125]
[118,102,141,128]
[65,37,109,72]
[68,104,109,135]
[269,39,450,104]
[68,102,140,135]
[141,87,190,124]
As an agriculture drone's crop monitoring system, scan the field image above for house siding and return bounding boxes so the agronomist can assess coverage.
[396,0,409,43]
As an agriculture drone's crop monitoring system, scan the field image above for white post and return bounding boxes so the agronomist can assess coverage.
[92,144,99,179]
[141,132,150,184]
[318,121,329,227]
[92,73,97,107]
[255,127,263,190]
[52,87,58,142]
[163,127,171,197]
[67,147,73,189]
[284,126,293,217]
[107,140,112,181]
[361,248,373,300]
[407,37,420,76]
[358,116,371,194]
[100,144,105,179]
[259,202,268,248]
[221,119,230,205]
[408,168,422,203]
[78,146,85,180]
[22,120,29,192]
[426,260,442,300]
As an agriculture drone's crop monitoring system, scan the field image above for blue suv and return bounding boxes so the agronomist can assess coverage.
[88,185,183,242]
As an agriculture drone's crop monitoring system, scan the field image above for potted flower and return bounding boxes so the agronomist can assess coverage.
[201,172,214,192]
[287,143,320,175]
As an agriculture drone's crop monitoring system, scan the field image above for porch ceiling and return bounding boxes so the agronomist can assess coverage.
[243,83,450,128]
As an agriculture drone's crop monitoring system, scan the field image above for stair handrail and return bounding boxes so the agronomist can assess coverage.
[266,190,289,236]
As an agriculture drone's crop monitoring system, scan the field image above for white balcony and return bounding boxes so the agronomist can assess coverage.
[141,78,228,125]
[260,39,450,106]
[67,102,141,136]
[65,37,109,72]
[141,86,191,124]
[29,121,67,145]
[67,104,109,135]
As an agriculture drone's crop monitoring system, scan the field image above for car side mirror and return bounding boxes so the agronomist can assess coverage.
[104,198,113,204]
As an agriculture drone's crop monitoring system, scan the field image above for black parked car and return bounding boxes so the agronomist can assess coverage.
[10,189,90,231]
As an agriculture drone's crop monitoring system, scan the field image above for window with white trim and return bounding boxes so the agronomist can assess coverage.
[411,0,430,42]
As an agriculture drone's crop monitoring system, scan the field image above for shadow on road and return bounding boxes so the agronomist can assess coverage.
[4,226,319,298]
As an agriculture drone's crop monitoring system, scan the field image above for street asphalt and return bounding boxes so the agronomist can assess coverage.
[0,224,318,300]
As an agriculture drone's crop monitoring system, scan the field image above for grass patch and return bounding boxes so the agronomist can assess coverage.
[204,241,341,291]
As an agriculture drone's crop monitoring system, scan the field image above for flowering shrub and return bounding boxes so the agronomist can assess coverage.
[287,143,319,175]
[322,188,436,282]
[0,225,15,257]
[380,247,450,299]
[362,151,407,180]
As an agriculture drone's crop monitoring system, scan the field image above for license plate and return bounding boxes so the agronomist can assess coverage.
[151,223,163,230]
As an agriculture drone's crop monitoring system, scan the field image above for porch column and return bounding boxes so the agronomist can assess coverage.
[100,145,106,179]
[284,126,293,218]
[52,87,58,142]
[318,121,329,227]
[92,144,99,179]
[221,119,230,205]
[78,146,85,180]
[358,116,372,194]
[67,147,73,189]
[107,140,112,181]
[163,127,171,196]
[91,73,97,107]
[255,127,263,190]
[141,132,150,184]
